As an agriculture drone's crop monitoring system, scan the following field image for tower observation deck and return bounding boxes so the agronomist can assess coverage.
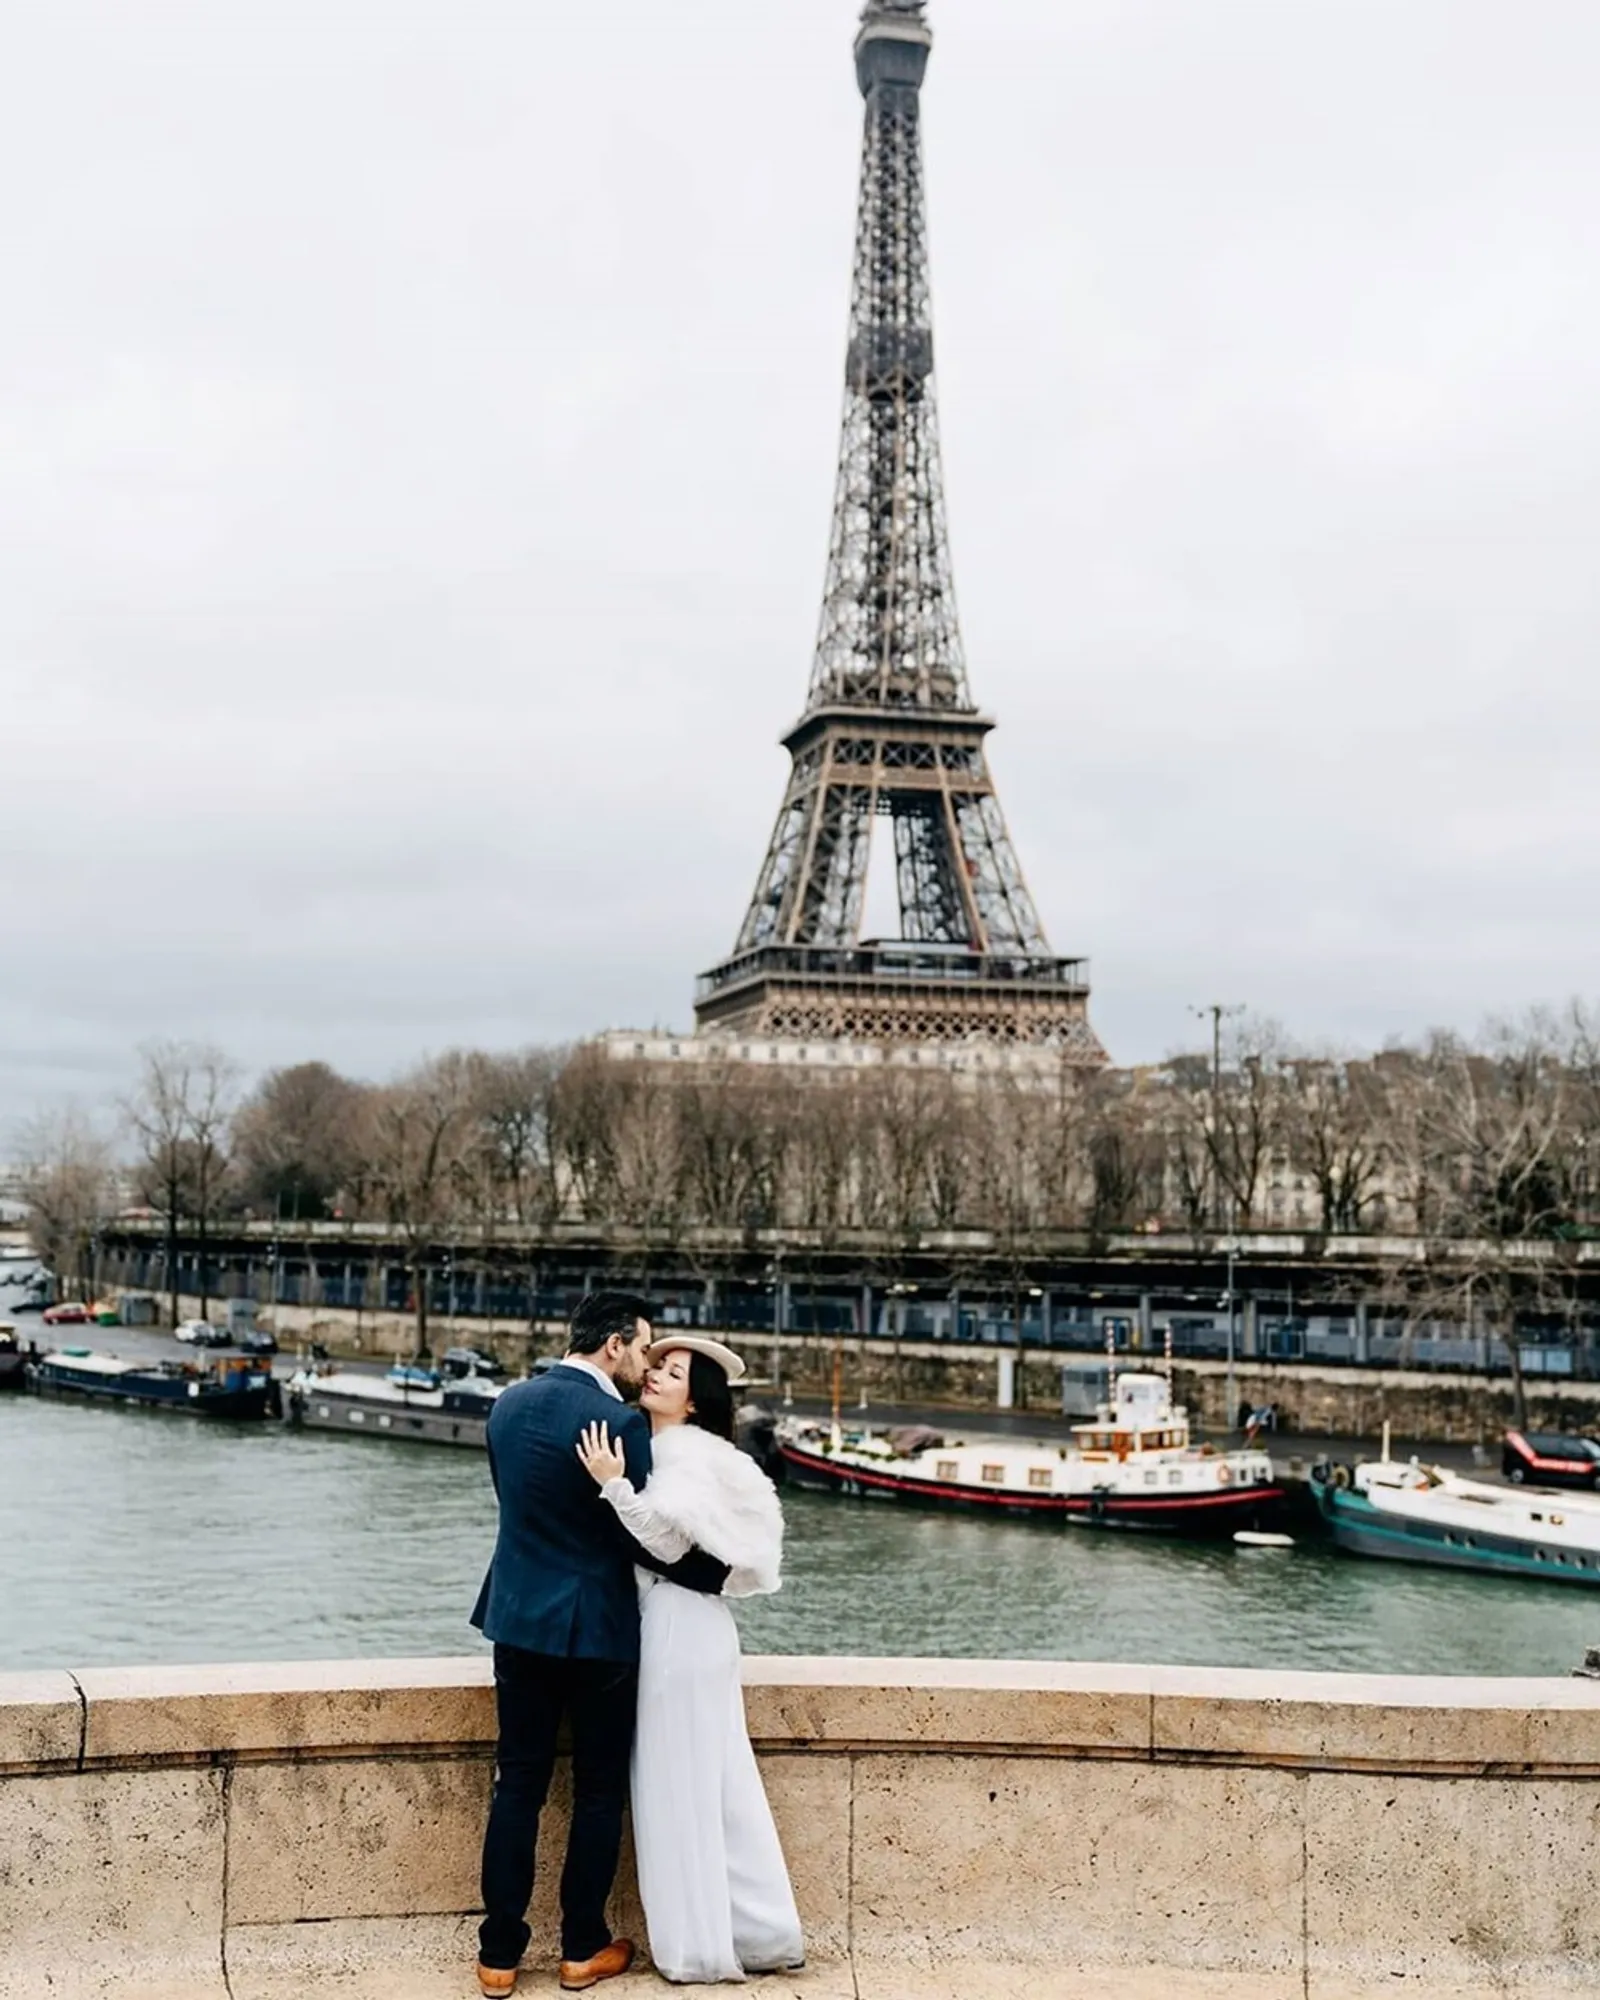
[694,2,1105,1059]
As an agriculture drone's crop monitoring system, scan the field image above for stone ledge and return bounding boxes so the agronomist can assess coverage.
[0,1668,82,1772]
[72,1656,493,1764]
[7,1663,1600,2000]
[8,1657,1600,1777]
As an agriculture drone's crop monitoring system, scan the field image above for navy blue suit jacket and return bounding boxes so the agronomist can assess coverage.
[470,1363,719,1662]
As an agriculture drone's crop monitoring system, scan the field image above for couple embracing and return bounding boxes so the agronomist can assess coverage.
[471,1291,804,1994]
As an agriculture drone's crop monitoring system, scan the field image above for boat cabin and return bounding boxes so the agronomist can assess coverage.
[1070,1372,1191,1461]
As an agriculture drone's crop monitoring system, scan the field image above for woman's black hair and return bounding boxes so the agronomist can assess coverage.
[685,1351,736,1443]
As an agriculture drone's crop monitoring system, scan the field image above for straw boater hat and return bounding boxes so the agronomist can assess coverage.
[645,1334,747,1384]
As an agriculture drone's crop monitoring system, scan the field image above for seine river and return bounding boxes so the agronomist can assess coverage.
[4,1392,1598,1677]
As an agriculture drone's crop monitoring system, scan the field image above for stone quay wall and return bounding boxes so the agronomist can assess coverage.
[156,1286,1600,1442]
[6,1658,1600,1999]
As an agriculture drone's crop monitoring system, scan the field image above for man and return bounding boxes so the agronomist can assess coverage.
[471,1292,731,1997]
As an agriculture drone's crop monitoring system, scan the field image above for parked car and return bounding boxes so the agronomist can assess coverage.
[42,1302,91,1326]
[442,1345,507,1380]
[239,1330,278,1357]
[1502,1430,1600,1488]
[175,1320,231,1348]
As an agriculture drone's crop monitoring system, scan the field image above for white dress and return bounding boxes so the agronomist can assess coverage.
[600,1424,805,1985]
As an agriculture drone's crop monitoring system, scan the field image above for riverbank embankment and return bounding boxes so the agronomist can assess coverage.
[141,1287,1600,1445]
[7,1656,1600,1997]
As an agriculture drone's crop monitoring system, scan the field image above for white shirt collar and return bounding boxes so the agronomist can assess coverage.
[559,1355,622,1401]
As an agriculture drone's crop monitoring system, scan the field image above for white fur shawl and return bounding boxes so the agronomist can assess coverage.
[646,1425,785,1597]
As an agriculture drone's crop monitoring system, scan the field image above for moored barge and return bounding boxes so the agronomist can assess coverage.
[1310,1454,1600,1586]
[284,1363,500,1447]
[777,1371,1284,1536]
[0,1324,29,1391]
[30,1347,277,1421]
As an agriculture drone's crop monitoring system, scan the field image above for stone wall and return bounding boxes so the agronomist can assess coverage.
[5,1657,1600,1998]
[176,1282,1600,1444]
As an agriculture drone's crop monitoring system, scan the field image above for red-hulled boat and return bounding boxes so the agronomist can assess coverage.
[776,1371,1286,1536]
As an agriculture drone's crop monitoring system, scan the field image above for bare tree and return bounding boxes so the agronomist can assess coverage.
[1081,1071,1164,1240]
[1382,1018,1570,1428]
[16,1108,114,1302]
[466,1049,565,1229]
[361,1053,475,1356]
[675,1062,785,1232]
[125,1042,239,1327]
[1280,1053,1389,1232]
[1209,1018,1288,1227]
[970,1075,1056,1406]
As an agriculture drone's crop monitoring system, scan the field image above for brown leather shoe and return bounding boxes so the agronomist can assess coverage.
[476,1964,518,1998]
[558,1937,635,1991]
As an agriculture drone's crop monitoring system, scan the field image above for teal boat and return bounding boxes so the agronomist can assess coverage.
[1310,1454,1600,1586]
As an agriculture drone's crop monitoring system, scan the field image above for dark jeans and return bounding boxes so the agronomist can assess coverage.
[478,1644,639,1970]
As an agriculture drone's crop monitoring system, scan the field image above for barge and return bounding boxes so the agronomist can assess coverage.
[283,1363,501,1447]
[1311,1453,1600,1586]
[30,1347,277,1421]
[0,1324,29,1391]
[777,1371,1284,1536]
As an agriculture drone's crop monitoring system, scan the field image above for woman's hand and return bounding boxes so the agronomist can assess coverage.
[576,1419,627,1487]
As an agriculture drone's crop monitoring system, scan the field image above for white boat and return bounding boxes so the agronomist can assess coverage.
[1311,1455,1600,1585]
[777,1371,1284,1536]
[284,1363,501,1448]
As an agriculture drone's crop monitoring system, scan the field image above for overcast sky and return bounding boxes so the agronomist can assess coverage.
[5,0,1600,1125]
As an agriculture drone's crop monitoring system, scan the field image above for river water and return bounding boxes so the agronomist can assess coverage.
[4,1392,1598,1677]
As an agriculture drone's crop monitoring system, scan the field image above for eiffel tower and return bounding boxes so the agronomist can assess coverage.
[695,0,1104,1060]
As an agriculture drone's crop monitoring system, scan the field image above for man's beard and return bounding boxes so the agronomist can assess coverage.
[617,1372,645,1405]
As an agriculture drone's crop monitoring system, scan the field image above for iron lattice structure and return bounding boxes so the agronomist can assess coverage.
[696,1,1104,1058]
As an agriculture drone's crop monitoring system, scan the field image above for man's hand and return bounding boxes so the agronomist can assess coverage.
[576,1420,628,1487]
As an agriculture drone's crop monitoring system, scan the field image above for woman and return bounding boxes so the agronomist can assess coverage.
[575,1335,804,1985]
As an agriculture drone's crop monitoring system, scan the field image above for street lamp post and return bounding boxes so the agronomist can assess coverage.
[1224,1235,1238,1434]
[1190,1002,1243,1229]
[769,1260,784,1400]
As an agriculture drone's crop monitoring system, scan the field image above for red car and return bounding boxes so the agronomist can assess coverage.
[1501,1429,1600,1489]
[42,1301,91,1326]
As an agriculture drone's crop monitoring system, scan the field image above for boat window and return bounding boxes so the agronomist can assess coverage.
[1028,1468,1052,1490]
[1531,1512,1543,1522]
[981,1464,1005,1484]
[1169,1469,1183,1485]
[1144,1470,1157,1486]
[936,1460,958,1480]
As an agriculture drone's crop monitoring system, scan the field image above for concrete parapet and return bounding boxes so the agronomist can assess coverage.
[4,1658,1600,1996]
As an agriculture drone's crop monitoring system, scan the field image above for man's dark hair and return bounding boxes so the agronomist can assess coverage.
[566,1291,653,1357]
[686,1352,736,1443]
